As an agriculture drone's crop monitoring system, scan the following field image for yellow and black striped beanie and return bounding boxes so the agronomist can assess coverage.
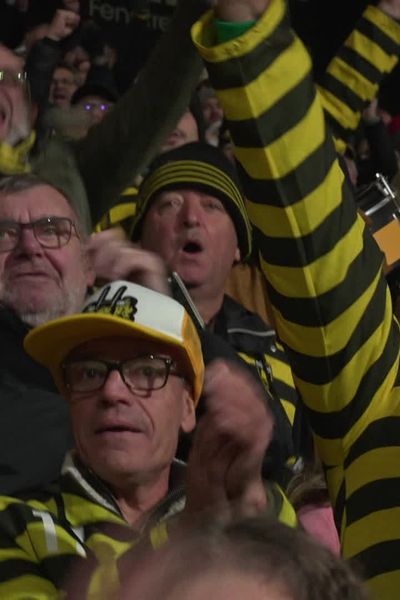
[131,142,252,260]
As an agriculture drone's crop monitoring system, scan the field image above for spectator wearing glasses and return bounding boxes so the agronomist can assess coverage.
[71,82,117,133]
[0,173,170,496]
[0,45,32,151]
[0,280,284,598]
[48,63,78,110]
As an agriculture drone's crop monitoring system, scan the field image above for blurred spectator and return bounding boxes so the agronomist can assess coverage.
[118,517,367,600]
[0,44,32,147]
[161,108,200,152]
[197,79,224,147]
[71,82,117,131]
[355,99,398,186]
[77,0,181,91]
[63,43,91,86]
[160,96,205,153]
[48,62,78,108]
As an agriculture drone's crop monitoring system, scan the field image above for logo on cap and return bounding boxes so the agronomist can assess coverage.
[84,285,138,321]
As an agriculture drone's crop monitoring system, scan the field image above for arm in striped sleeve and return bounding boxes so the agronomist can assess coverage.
[193,1,400,597]
[0,497,60,598]
[317,4,400,153]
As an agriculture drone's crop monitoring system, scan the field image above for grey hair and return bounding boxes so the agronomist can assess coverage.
[0,173,90,238]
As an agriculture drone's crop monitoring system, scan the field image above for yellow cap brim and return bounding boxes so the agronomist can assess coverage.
[24,312,203,405]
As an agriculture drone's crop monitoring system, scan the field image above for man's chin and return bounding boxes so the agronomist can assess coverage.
[2,292,65,326]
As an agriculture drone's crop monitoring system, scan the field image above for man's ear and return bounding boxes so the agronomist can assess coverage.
[234,246,241,263]
[181,385,196,434]
[82,242,96,288]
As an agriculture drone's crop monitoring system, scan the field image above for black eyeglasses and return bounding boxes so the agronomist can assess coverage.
[62,355,180,394]
[0,217,79,253]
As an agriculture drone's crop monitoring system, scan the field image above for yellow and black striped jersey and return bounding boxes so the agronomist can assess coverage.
[0,451,296,598]
[318,5,400,153]
[193,1,400,598]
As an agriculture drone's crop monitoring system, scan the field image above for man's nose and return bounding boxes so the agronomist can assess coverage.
[180,201,202,227]
[99,369,133,406]
[14,228,44,256]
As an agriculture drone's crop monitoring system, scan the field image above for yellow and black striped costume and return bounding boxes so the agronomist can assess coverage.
[0,454,184,598]
[0,452,295,597]
[318,4,400,153]
[193,2,400,598]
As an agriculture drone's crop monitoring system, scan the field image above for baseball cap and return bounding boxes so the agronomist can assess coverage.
[24,281,204,405]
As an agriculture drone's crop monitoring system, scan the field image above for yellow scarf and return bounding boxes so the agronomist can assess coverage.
[0,131,36,175]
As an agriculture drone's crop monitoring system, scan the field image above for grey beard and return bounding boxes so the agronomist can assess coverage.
[17,307,70,328]
[1,286,86,327]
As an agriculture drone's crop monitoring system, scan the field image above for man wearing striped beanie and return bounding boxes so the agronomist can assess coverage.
[131,142,303,481]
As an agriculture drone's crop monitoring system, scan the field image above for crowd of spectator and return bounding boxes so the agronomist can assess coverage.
[1,0,400,598]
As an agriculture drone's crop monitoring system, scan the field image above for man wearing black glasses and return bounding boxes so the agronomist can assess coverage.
[0,280,281,598]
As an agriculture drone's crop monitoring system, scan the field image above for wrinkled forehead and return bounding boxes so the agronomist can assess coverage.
[0,184,76,222]
[67,336,176,363]
[0,44,24,73]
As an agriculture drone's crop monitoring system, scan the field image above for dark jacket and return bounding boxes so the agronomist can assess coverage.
[215,296,311,466]
[0,309,72,495]
[177,295,309,484]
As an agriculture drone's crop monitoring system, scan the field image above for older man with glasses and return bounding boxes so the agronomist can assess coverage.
[0,173,170,496]
[0,279,286,598]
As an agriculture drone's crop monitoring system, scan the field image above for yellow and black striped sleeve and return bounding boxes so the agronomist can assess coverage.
[0,495,74,598]
[193,1,400,598]
[317,5,400,153]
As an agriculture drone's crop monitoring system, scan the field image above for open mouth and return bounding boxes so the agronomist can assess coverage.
[182,241,203,254]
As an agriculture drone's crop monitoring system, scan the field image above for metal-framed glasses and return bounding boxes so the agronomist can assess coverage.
[0,70,28,87]
[62,355,179,393]
[0,217,79,253]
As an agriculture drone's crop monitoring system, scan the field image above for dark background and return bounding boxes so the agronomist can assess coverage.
[2,0,400,113]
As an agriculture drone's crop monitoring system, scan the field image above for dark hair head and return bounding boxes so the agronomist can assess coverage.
[117,516,368,600]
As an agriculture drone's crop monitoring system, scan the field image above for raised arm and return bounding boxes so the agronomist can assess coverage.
[318,1,400,153]
[193,1,400,597]
[75,0,207,225]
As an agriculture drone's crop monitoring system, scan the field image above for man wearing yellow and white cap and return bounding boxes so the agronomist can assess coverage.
[0,280,294,598]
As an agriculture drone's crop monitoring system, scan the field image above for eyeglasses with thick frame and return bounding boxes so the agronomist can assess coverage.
[62,355,181,394]
[0,217,80,253]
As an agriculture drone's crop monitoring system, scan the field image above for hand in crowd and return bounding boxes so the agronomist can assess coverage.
[362,98,381,124]
[88,229,171,296]
[47,9,80,43]
[185,360,272,523]
[214,0,270,21]
[62,0,80,15]
[378,0,400,19]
